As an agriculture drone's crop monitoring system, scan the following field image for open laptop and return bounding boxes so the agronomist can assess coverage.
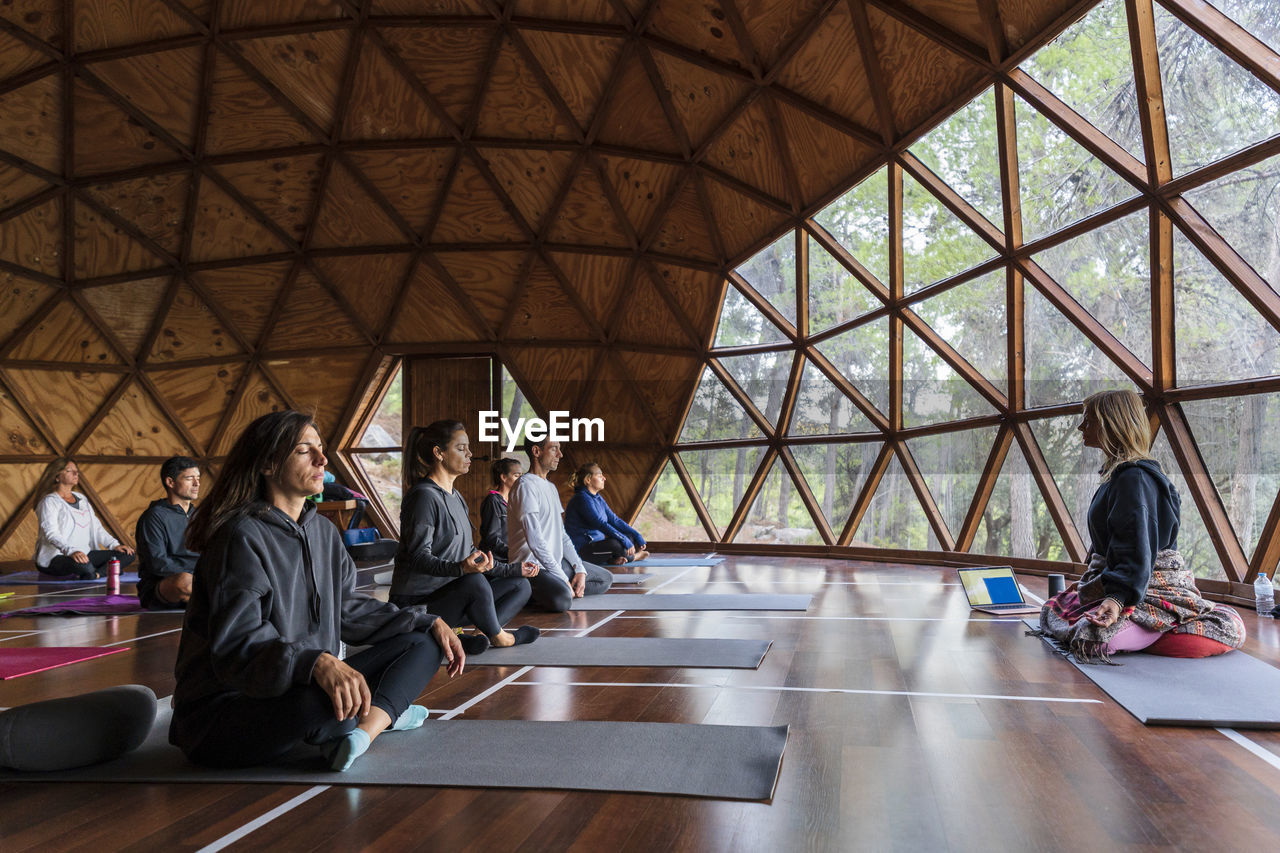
[957,566,1042,615]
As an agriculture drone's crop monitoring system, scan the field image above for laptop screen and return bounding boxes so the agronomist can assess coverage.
[957,567,1025,606]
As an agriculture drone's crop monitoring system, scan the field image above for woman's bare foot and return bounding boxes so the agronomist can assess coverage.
[633,549,650,561]
[491,629,516,647]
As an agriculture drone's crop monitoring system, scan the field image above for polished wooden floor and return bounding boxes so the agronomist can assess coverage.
[2,557,1280,852]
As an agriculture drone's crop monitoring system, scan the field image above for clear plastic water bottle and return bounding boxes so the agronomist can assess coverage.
[107,557,121,596]
[1255,571,1275,617]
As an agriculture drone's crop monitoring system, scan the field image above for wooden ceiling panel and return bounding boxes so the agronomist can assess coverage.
[774,0,878,132]
[188,178,291,262]
[264,352,367,435]
[431,155,528,243]
[220,0,347,29]
[0,507,39,561]
[7,299,121,364]
[617,349,701,437]
[575,356,653,447]
[74,0,200,51]
[0,271,57,346]
[506,344,594,413]
[73,200,165,279]
[737,0,831,69]
[774,97,877,206]
[80,379,191,457]
[647,1,752,72]
[435,250,524,332]
[212,368,288,455]
[549,251,629,328]
[599,155,684,238]
[702,177,790,261]
[703,99,791,202]
[593,52,683,155]
[0,382,50,455]
[146,281,241,363]
[347,148,454,235]
[0,29,51,80]
[196,261,291,346]
[519,31,624,133]
[215,155,323,246]
[651,261,723,339]
[310,162,407,248]
[235,29,352,132]
[78,461,167,543]
[371,0,486,11]
[0,162,52,208]
[86,47,203,150]
[80,276,169,358]
[81,172,189,258]
[615,267,692,350]
[0,75,61,173]
[270,270,367,348]
[74,77,180,174]
[546,163,631,248]
[514,0,621,24]
[147,362,244,450]
[0,198,61,279]
[505,260,584,341]
[312,252,411,334]
[649,49,752,151]
[3,368,122,446]
[343,41,448,141]
[475,36,578,141]
[648,180,719,263]
[205,51,320,154]
[898,0,989,50]
[478,148,577,232]
[378,26,490,129]
[0,1,61,54]
[387,256,486,343]
[999,0,1069,52]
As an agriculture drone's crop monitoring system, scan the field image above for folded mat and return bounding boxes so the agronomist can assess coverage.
[0,704,789,799]
[0,646,129,679]
[619,557,724,567]
[472,636,770,668]
[571,593,811,611]
[0,571,140,586]
[2,594,149,618]
[1024,618,1280,727]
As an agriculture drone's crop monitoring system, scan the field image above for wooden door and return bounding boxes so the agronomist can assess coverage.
[404,356,497,535]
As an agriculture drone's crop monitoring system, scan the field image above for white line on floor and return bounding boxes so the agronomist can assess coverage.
[645,567,695,593]
[507,680,1103,704]
[0,631,41,643]
[196,785,331,853]
[1217,727,1280,772]
[102,627,183,647]
[438,665,536,720]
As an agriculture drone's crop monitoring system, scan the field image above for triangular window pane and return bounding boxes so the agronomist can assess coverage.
[908,86,1003,228]
[717,351,792,429]
[1174,225,1280,385]
[1207,0,1280,56]
[972,442,1067,560]
[1183,150,1280,293]
[912,268,1007,387]
[903,328,998,426]
[680,447,766,532]
[356,366,403,449]
[814,319,889,416]
[1182,394,1280,564]
[788,360,875,436]
[1148,431,1223,580]
[1018,0,1145,162]
[790,443,876,534]
[713,283,789,348]
[353,452,404,521]
[1028,415,1105,544]
[736,233,797,330]
[1033,209,1151,365]
[906,427,999,539]
[852,455,930,550]
[903,171,998,295]
[1155,2,1280,177]
[732,456,819,545]
[813,166,889,286]
[1024,284,1132,406]
[1015,94,1139,243]
[634,460,711,542]
[679,366,764,442]
[807,234,882,334]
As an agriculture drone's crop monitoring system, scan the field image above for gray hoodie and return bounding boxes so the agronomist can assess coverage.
[170,501,435,752]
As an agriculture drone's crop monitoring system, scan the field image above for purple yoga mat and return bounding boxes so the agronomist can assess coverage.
[1,594,148,618]
[0,646,129,679]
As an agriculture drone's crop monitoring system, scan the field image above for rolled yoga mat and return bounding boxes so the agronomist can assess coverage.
[0,704,790,800]
[1024,618,1280,727]
[0,571,140,586]
[618,556,725,567]
[472,637,771,668]
[0,646,129,679]
[570,593,812,611]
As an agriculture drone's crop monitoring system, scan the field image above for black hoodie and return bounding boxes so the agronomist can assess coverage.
[170,501,436,753]
[135,498,199,607]
[1085,459,1181,608]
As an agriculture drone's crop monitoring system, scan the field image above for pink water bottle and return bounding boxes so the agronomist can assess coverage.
[107,557,121,596]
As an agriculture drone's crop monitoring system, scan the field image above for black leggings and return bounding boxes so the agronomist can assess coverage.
[42,550,136,579]
[579,537,627,564]
[183,631,441,769]
[395,573,531,637]
[528,560,614,613]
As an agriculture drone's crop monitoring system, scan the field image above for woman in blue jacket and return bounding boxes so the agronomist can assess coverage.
[564,462,649,566]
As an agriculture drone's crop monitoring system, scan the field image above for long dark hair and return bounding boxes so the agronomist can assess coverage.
[406,419,466,485]
[186,410,316,552]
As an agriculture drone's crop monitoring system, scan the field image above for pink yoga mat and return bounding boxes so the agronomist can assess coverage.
[0,646,129,680]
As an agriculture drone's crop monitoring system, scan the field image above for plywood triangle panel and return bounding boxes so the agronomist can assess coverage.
[187,178,290,262]
[0,506,40,561]
[80,378,191,457]
[312,252,411,335]
[77,461,163,543]
[774,98,875,205]
[74,0,199,51]
[0,380,50,455]
[388,256,486,344]
[0,197,61,279]
[8,298,121,364]
[549,251,630,328]
[378,25,491,129]
[593,53,683,155]
[0,74,60,173]
[3,368,122,447]
[0,161,52,208]
[73,199,169,279]
[619,349,701,437]
[615,268,692,350]
[649,50,752,150]
[81,172,190,258]
[773,0,879,132]
[219,0,346,29]
[147,281,242,362]
[518,0,622,25]
[738,0,831,70]
[0,462,46,559]
[704,99,791,203]
[214,155,324,247]
[598,156,684,240]
[647,180,718,263]
[0,272,58,345]
[519,30,623,132]
[576,356,653,446]
[263,352,367,435]
[478,148,578,233]
[204,49,320,154]
[86,46,203,150]
[505,259,586,340]
[648,1,753,72]
[196,261,290,346]
[506,345,595,413]
[270,271,368,348]
[702,177,790,261]
[310,162,408,248]
[346,148,455,236]
[73,77,184,175]
[235,29,352,132]
[546,163,631,248]
[435,250,524,333]
[212,368,289,454]
[147,361,243,451]
[475,36,579,141]
[0,29,50,79]
[898,0,989,49]
[343,41,448,141]
[372,0,485,11]
[650,262,723,338]
[80,276,169,360]
[431,156,529,243]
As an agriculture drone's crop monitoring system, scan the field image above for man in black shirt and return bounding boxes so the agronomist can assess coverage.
[135,456,200,609]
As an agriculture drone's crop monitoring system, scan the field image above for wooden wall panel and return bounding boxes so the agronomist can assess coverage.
[479,149,578,233]
[0,508,39,561]
[775,1,879,131]
[187,179,289,263]
[577,356,655,446]
[8,301,122,364]
[507,346,595,415]
[265,352,367,436]
[594,54,682,155]
[204,53,319,155]
[0,28,51,79]
[80,379,191,457]
[219,0,346,29]
[73,0,197,51]
[0,385,49,455]
[344,43,447,141]
[80,277,169,359]
[650,51,752,150]
[506,261,585,340]
[521,31,623,132]
[702,178,791,260]
[599,156,684,239]
[432,158,527,243]
[549,252,629,327]
[651,262,724,339]
[73,201,162,279]
[88,48,203,148]
[0,76,61,173]
[146,282,241,362]
[215,155,324,245]
[618,350,701,437]
[82,172,190,257]
[380,26,490,128]
[436,250,524,331]
[3,368,122,447]
[212,368,288,454]
[310,162,407,248]
[73,78,178,175]
[546,165,631,248]
[649,182,718,262]
[705,100,795,203]
[0,162,51,208]
[0,274,58,345]
[774,98,877,206]
[387,257,486,343]
[147,363,244,450]
[196,262,291,346]
[313,252,411,335]
[78,461,164,546]
[270,271,366,348]
[236,30,352,131]
[648,1,753,71]
[615,270,695,350]
[347,149,456,235]
[0,200,61,279]
[869,6,986,134]
[739,0,830,68]
[475,38,577,142]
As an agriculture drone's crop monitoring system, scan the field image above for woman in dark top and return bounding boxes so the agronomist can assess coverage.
[171,411,465,773]
[479,457,522,560]
[390,420,539,651]
[563,462,648,566]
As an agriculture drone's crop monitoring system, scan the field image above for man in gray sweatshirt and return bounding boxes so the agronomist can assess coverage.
[135,456,201,609]
[508,437,613,612]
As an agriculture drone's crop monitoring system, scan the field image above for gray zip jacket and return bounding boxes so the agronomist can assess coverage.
[170,501,435,751]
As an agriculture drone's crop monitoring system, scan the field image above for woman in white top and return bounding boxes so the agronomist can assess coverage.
[33,459,135,579]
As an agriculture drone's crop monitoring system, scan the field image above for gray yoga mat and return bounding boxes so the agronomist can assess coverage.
[620,557,725,567]
[473,636,771,668]
[372,569,393,586]
[610,573,651,584]
[0,705,789,799]
[571,593,811,611]
[1024,619,1280,728]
